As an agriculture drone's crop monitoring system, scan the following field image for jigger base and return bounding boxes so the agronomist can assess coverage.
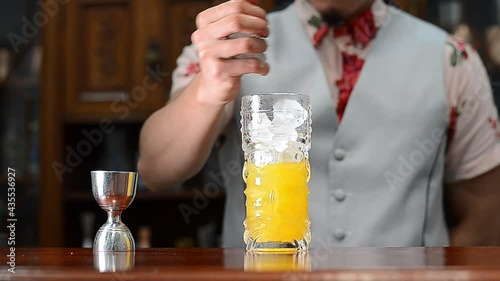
[94,250,135,272]
[93,226,135,252]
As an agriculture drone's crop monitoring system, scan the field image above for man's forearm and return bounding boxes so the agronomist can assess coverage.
[450,218,500,246]
[446,165,500,246]
[138,75,227,190]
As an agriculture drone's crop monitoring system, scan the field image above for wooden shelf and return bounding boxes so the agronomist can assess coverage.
[64,112,152,124]
[64,189,226,201]
[8,77,39,88]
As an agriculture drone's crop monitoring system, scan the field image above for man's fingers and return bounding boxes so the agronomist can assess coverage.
[202,57,269,82]
[198,37,267,60]
[192,14,268,44]
[224,58,269,77]
[196,0,267,28]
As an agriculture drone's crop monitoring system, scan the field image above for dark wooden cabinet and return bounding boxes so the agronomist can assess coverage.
[63,0,168,119]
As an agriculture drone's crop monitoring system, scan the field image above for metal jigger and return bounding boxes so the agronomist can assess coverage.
[92,171,137,252]
[94,250,135,273]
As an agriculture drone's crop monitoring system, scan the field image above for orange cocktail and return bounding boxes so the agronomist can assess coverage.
[241,93,312,253]
[244,160,310,251]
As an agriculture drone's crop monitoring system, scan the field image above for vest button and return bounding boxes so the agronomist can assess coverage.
[333,229,346,241]
[333,189,346,202]
[333,148,346,161]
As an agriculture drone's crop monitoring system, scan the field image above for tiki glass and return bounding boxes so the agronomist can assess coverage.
[241,93,312,253]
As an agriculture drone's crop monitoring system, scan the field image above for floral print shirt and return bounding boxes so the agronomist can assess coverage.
[171,0,500,184]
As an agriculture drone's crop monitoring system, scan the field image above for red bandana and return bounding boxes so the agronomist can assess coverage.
[311,9,378,49]
[334,9,377,48]
[310,8,378,122]
[336,54,365,121]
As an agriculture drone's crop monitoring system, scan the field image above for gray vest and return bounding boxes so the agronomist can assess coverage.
[218,4,449,248]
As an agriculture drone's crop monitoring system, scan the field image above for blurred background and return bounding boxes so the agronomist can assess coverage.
[0,0,499,248]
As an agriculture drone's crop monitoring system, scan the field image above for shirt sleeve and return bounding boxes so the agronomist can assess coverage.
[444,36,500,184]
[170,44,200,97]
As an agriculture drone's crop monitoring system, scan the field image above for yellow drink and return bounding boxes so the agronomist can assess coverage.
[243,159,311,252]
[241,93,312,252]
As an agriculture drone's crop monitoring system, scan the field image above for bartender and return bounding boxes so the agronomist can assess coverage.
[138,0,500,247]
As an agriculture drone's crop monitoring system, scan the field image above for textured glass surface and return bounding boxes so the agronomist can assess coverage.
[241,93,311,253]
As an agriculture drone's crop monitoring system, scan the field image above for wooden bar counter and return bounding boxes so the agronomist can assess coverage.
[2,247,500,280]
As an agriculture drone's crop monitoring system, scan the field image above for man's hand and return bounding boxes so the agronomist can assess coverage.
[445,165,500,246]
[138,1,269,190]
[191,0,270,106]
